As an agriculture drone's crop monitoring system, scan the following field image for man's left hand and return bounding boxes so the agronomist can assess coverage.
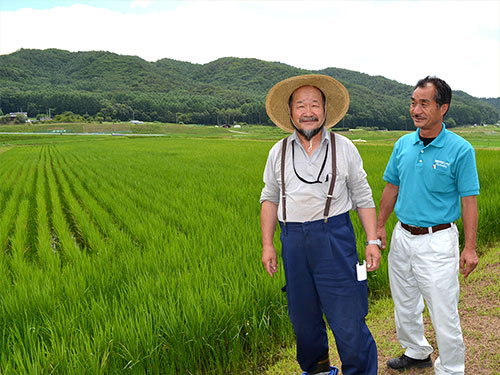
[365,245,381,271]
[460,247,479,278]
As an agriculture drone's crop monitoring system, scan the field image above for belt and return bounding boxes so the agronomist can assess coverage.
[401,222,451,235]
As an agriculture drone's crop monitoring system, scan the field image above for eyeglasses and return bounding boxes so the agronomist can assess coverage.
[291,140,329,184]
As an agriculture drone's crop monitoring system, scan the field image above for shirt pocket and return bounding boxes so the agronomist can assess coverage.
[322,171,347,199]
[427,167,455,193]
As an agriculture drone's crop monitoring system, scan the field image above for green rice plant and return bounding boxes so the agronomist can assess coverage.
[53,150,138,252]
[51,151,108,254]
[35,147,60,271]
[0,154,33,254]
[42,137,290,373]
[44,146,82,264]
[0,132,498,374]
[349,144,397,298]
[0,155,27,212]
[8,146,38,271]
[469,149,500,247]
[9,199,30,279]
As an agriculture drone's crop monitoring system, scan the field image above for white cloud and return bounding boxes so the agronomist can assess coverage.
[130,0,152,9]
[0,0,498,97]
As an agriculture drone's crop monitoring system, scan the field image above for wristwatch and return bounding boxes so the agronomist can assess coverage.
[366,239,382,248]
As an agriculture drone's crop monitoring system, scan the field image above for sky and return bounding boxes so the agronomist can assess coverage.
[0,0,499,98]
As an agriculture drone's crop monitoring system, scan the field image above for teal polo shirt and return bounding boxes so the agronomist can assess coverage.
[383,124,479,227]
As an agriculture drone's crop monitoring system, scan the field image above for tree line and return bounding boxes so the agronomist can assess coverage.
[0,90,268,126]
[3,89,496,129]
[0,49,498,128]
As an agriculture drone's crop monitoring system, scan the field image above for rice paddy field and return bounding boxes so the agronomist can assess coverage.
[0,124,498,374]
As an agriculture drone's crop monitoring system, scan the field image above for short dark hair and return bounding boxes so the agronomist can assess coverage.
[415,76,452,116]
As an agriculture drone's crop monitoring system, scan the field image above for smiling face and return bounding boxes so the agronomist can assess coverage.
[290,85,325,140]
[410,83,448,137]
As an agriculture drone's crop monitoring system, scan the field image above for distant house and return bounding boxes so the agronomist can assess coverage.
[130,120,144,125]
[9,112,27,119]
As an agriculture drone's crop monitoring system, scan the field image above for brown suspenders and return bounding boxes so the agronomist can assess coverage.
[324,132,337,221]
[280,132,337,224]
[280,136,288,223]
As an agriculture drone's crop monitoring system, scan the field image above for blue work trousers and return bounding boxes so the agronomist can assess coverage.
[279,213,377,375]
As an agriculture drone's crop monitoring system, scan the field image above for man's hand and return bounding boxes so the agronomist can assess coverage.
[377,225,387,250]
[460,247,478,278]
[460,195,478,279]
[376,182,399,250]
[261,201,278,277]
[262,245,278,277]
[365,245,381,271]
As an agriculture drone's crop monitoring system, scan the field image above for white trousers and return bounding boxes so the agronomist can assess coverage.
[389,222,465,375]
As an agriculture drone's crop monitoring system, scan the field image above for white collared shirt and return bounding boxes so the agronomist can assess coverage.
[260,127,375,222]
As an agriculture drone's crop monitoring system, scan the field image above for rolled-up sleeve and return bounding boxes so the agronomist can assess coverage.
[346,141,375,209]
[260,142,281,205]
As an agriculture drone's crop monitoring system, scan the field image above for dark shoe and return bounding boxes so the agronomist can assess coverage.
[301,366,339,375]
[387,354,432,371]
[302,357,338,375]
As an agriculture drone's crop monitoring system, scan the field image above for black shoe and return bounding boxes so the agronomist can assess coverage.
[307,357,331,374]
[387,354,432,371]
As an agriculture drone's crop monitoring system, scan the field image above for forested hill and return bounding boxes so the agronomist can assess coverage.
[1,48,499,128]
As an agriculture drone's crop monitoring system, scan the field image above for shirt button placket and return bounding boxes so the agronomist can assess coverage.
[416,144,424,168]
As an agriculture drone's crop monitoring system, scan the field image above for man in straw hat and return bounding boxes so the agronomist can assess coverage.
[260,74,379,375]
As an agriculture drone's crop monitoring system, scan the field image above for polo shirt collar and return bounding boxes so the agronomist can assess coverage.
[414,122,447,148]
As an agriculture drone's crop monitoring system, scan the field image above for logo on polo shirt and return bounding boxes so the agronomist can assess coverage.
[433,159,450,171]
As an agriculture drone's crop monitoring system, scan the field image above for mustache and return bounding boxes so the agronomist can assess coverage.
[299,116,319,123]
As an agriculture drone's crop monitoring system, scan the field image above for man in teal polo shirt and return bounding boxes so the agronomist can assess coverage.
[377,76,479,375]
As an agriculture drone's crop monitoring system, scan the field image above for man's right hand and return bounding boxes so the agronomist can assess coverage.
[262,245,278,277]
[377,225,387,250]
[377,182,399,250]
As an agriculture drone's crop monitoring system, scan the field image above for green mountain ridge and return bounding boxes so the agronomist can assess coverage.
[0,48,498,128]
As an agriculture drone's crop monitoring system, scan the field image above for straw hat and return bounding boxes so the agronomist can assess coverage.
[266,74,349,132]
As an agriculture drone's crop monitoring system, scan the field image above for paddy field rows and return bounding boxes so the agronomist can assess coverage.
[0,126,498,374]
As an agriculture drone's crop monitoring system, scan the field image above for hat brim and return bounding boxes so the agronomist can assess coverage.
[266,74,349,133]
